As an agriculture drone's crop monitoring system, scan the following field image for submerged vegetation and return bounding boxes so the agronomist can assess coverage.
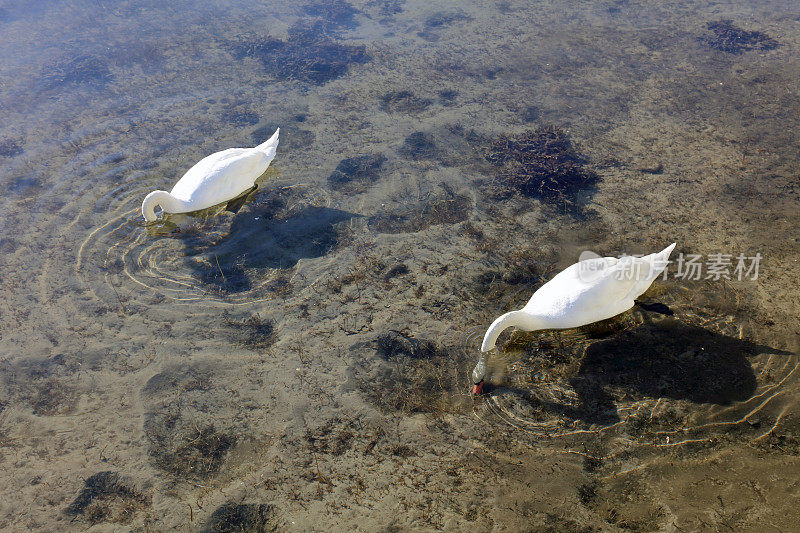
[484,125,600,202]
[220,108,260,126]
[202,503,278,533]
[142,367,239,481]
[230,34,369,85]
[0,138,23,158]
[355,330,464,416]
[328,153,387,193]
[64,471,150,525]
[379,90,432,113]
[148,420,237,480]
[369,183,471,233]
[252,123,316,151]
[230,1,369,85]
[225,312,278,349]
[42,55,113,90]
[4,0,800,531]
[399,131,438,160]
[700,20,779,54]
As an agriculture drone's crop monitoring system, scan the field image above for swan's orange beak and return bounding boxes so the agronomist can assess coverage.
[471,380,484,395]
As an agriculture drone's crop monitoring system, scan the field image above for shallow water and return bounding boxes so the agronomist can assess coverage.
[1,0,800,530]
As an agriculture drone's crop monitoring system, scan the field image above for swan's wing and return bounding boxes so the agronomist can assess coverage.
[170,148,247,197]
[522,245,676,327]
[170,148,267,206]
[524,256,639,323]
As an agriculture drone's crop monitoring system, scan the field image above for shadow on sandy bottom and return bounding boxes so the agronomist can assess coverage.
[489,321,789,425]
[185,206,358,293]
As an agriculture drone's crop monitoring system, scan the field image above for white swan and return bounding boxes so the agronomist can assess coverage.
[141,128,280,222]
[471,243,676,394]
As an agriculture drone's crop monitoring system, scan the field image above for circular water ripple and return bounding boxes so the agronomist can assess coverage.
[74,179,334,308]
[474,308,799,453]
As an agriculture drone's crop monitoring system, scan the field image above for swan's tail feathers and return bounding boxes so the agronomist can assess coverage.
[254,128,280,157]
[643,242,676,279]
[626,243,677,300]
[652,242,677,277]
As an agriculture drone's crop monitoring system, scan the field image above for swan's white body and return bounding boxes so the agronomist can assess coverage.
[141,128,280,222]
[472,243,676,390]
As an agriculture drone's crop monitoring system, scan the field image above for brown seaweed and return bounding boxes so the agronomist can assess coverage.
[369,186,471,234]
[230,1,369,86]
[202,503,278,533]
[485,125,599,202]
[328,153,387,193]
[64,472,149,524]
[380,90,432,113]
[700,20,779,55]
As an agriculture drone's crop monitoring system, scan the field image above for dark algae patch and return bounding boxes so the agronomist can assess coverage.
[225,312,277,349]
[230,1,369,86]
[42,55,113,89]
[700,20,779,55]
[328,153,386,193]
[301,0,359,31]
[383,263,409,280]
[380,90,432,113]
[520,105,540,123]
[354,331,464,416]
[142,366,239,481]
[370,0,404,17]
[484,125,599,202]
[1,358,81,417]
[64,471,149,525]
[202,503,278,533]
[0,138,23,157]
[230,35,369,85]
[418,10,471,41]
[438,89,458,106]
[221,109,260,126]
[376,330,437,360]
[150,422,236,480]
[424,11,471,28]
[252,124,315,151]
[29,377,77,416]
[369,183,471,233]
[399,131,437,160]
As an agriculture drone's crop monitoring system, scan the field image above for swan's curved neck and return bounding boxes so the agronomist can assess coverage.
[473,310,544,385]
[480,310,528,352]
[141,190,190,222]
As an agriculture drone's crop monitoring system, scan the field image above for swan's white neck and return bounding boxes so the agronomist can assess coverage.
[480,310,543,352]
[141,190,191,222]
[473,310,545,385]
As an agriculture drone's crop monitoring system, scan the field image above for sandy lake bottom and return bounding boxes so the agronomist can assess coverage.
[1,0,800,531]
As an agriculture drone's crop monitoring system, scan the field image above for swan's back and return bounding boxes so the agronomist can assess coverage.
[170,147,269,207]
[524,243,675,328]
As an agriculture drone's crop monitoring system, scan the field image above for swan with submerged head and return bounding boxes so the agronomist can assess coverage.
[471,243,676,394]
[141,128,280,222]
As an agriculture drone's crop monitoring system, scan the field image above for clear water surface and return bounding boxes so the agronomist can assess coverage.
[1,0,799,530]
